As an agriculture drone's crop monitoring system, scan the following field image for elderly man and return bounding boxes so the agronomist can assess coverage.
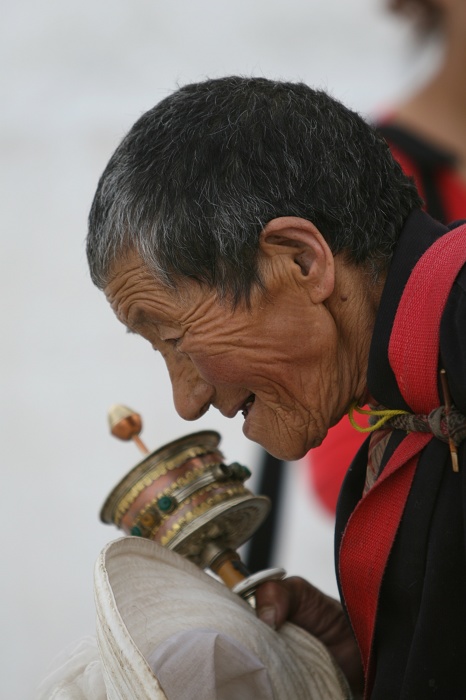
[87,77,466,699]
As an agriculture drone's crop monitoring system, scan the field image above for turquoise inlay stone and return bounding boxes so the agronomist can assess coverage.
[230,463,251,480]
[157,495,175,512]
[239,465,252,479]
[131,525,142,537]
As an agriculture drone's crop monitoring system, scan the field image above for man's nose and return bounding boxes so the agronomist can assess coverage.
[170,361,215,421]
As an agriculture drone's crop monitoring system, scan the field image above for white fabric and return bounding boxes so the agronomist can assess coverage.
[36,637,106,700]
[147,628,274,700]
[37,537,349,699]
[37,633,274,700]
[95,537,349,700]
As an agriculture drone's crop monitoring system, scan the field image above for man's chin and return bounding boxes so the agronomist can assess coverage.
[266,445,308,462]
[242,425,308,462]
[243,419,308,462]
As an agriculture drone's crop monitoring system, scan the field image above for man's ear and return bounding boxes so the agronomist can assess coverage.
[259,216,335,303]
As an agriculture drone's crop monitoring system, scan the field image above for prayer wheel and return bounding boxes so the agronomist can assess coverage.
[101,405,285,600]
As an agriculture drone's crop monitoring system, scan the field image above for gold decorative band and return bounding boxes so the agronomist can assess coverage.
[131,480,245,541]
[112,445,213,524]
[160,485,246,547]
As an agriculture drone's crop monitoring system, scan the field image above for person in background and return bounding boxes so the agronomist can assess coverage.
[381,0,466,221]
[308,0,466,515]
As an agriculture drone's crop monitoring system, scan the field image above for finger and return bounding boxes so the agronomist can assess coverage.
[255,577,305,629]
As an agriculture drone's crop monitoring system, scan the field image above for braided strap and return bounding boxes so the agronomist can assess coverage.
[387,406,466,446]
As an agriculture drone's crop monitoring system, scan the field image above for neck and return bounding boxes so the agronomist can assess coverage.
[328,259,386,413]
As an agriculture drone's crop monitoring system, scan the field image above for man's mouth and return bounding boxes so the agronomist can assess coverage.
[241,394,255,418]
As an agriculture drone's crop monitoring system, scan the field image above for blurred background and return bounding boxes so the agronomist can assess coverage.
[1,1,441,696]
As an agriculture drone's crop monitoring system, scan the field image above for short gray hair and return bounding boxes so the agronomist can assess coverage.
[87,76,421,303]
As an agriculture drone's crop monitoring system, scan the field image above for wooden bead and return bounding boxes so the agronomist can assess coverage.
[108,404,143,440]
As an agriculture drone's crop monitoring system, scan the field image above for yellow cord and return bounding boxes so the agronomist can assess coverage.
[348,402,410,433]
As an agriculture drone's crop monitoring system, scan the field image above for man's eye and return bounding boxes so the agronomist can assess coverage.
[164,337,182,347]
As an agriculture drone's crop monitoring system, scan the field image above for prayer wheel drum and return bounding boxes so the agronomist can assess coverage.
[100,430,271,573]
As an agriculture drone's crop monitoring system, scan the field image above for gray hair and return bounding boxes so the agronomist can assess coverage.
[87,76,421,303]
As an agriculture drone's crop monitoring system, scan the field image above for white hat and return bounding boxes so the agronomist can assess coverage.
[94,537,349,700]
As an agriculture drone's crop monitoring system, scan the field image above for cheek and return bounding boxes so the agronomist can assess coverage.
[188,350,249,386]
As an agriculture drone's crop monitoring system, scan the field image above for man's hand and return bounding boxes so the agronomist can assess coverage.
[255,577,364,694]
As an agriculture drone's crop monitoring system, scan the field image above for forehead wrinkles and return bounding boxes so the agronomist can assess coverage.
[107,264,182,325]
[105,262,146,319]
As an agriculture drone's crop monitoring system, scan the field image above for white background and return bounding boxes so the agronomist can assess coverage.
[0,1,439,697]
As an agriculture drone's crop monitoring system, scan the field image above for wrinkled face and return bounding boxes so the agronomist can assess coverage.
[104,249,343,460]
